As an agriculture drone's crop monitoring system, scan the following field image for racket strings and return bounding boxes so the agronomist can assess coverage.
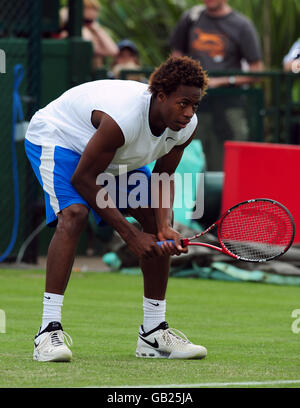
[219,201,294,261]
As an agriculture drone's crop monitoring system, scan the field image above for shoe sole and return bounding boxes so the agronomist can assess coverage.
[136,349,169,358]
[33,350,72,362]
[136,347,207,359]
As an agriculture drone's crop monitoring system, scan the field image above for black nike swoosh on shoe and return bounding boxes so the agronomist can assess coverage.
[139,335,159,349]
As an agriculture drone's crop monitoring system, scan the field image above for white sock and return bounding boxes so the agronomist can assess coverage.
[143,296,166,333]
[40,292,64,331]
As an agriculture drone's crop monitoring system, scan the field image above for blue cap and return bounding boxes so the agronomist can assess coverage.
[117,39,138,55]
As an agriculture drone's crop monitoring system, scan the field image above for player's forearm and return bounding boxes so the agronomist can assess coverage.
[71,177,138,241]
[95,187,137,239]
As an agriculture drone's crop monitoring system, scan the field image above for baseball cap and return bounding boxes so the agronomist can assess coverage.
[117,39,139,55]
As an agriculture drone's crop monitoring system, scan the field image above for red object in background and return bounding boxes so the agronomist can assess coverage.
[222,141,300,243]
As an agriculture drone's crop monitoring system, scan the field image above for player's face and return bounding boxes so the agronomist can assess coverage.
[160,85,202,132]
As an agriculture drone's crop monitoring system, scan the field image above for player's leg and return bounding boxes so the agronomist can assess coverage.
[32,204,88,362]
[127,206,207,360]
[25,140,90,362]
[45,204,89,294]
[127,206,170,300]
[126,206,169,328]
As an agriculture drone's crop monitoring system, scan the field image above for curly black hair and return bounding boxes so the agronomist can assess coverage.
[148,56,208,99]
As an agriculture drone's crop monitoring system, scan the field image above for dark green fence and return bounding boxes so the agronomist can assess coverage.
[0,0,43,264]
[0,0,92,263]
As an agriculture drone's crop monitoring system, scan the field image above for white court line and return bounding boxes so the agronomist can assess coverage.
[86,379,300,388]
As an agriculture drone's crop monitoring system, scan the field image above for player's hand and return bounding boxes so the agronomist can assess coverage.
[126,231,166,259]
[157,227,188,256]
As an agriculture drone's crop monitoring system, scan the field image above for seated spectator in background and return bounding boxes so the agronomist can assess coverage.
[111,39,143,81]
[60,0,118,70]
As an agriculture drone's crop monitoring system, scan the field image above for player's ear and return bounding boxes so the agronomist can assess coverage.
[157,91,167,103]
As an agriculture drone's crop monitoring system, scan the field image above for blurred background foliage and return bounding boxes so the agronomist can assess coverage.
[60,0,300,69]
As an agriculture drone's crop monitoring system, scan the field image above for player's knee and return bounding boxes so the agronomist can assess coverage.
[140,209,174,234]
[57,204,89,236]
[140,211,158,234]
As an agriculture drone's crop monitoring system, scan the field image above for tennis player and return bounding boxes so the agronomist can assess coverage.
[25,56,208,362]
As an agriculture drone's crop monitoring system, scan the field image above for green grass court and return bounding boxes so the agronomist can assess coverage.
[0,268,299,388]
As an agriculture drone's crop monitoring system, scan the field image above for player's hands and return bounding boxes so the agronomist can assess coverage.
[126,230,166,259]
[157,227,188,256]
[125,228,187,259]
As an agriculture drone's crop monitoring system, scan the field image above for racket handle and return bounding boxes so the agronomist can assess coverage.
[157,239,175,247]
[156,239,188,247]
[181,238,189,247]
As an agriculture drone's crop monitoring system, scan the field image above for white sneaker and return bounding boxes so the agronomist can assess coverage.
[33,321,73,362]
[136,321,207,359]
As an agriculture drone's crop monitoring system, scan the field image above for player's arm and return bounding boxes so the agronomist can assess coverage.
[152,132,195,253]
[71,111,164,259]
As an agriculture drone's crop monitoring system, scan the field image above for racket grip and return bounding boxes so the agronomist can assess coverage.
[157,240,175,247]
[156,239,188,247]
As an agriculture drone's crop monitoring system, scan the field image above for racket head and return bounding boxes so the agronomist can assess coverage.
[217,198,295,262]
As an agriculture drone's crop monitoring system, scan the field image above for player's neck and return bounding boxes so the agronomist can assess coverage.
[148,96,167,136]
[205,5,232,17]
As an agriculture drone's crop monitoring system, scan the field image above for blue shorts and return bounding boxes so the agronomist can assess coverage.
[25,139,151,227]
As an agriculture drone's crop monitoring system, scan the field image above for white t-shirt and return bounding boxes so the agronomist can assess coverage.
[26,80,198,175]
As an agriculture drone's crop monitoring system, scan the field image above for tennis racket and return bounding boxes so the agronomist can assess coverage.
[157,198,295,262]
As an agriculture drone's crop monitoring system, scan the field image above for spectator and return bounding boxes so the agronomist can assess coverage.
[283,38,300,75]
[170,0,263,87]
[60,0,118,70]
[283,39,300,143]
[111,39,143,81]
[170,0,264,170]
